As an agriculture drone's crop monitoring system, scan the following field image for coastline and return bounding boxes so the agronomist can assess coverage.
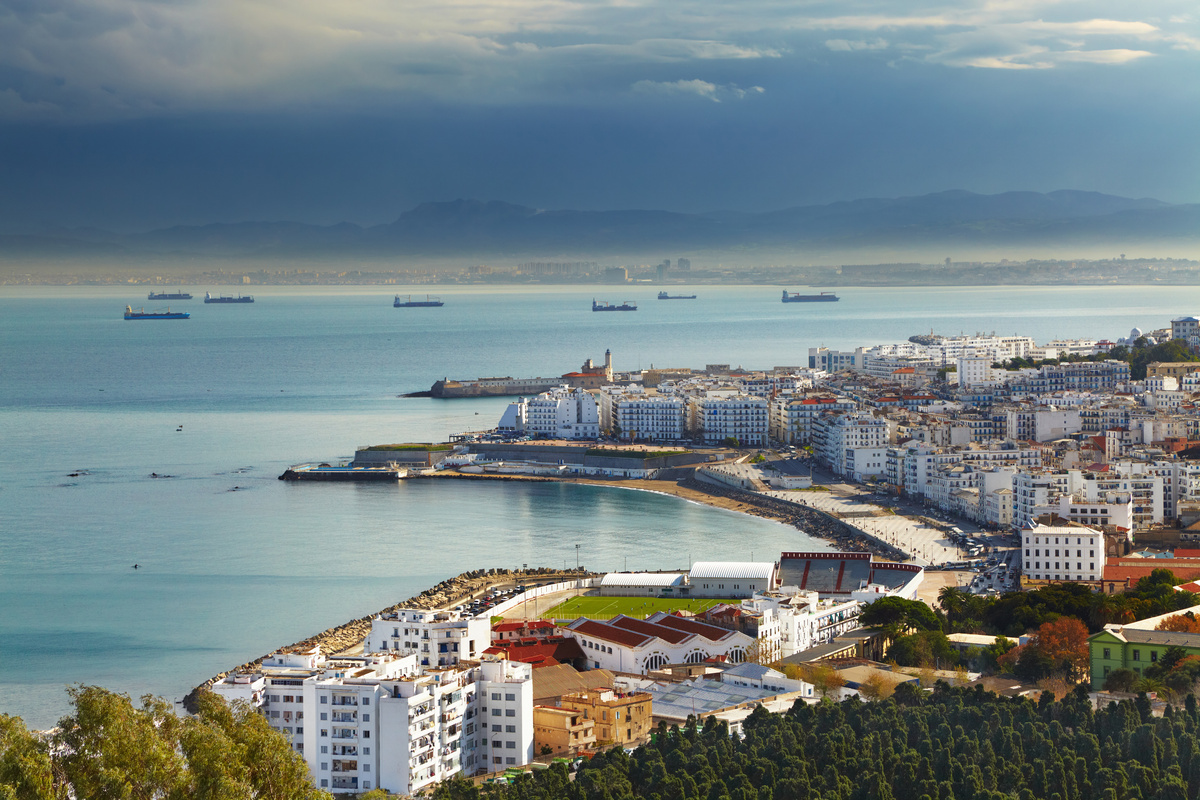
[418,470,906,560]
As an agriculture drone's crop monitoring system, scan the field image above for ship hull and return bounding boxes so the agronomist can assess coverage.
[782,296,838,302]
[125,313,190,319]
[148,293,192,300]
[204,297,254,303]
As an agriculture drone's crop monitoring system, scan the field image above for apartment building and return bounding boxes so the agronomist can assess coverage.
[1022,522,1103,583]
[560,689,653,746]
[212,651,533,794]
[768,394,858,445]
[687,392,768,447]
[813,412,890,477]
[363,608,490,668]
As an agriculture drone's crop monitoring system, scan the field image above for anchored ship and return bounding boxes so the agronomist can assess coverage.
[593,299,637,311]
[125,305,189,320]
[147,290,193,300]
[781,290,839,303]
[657,291,697,300]
[205,292,254,303]
[394,295,444,307]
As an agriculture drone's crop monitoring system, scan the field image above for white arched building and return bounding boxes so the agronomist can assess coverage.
[563,613,753,673]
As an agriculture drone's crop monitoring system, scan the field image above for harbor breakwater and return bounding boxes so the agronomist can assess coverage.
[184,566,591,713]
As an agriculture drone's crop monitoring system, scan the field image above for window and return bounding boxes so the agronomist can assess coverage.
[321,730,328,737]
[363,731,369,739]
[494,757,503,765]
[492,725,501,732]
[505,693,515,702]
[320,696,327,704]
[321,746,328,754]
[1133,649,1141,661]
[505,709,515,717]
[362,714,369,722]
[506,757,516,765]
[363,765,370,773]
[1103,647,1111,660]
[321,780,329,788]
[506,741,516,749]
[362,698,369,706]
[492,709,500,717]
[320,712,327,721]
[320,763,328,772]
[491,693,501,701]
[1151,651,1159,662]
[506,725,515,733]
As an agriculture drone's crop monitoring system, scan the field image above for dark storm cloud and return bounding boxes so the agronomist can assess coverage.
[0,0,1196,228]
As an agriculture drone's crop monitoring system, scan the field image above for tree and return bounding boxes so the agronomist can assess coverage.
[858,673,895,701]
[1104,668,1139,692]
[859,597,941,638]
[1032,617,1090,681]
[1157,613,1200,633]
[0,714,56,800]
[799,663,846,698]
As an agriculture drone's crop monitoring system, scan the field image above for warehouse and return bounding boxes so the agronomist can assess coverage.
[687,561,777,598]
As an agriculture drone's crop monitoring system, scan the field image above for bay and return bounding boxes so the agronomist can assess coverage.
[2,282,1196,729]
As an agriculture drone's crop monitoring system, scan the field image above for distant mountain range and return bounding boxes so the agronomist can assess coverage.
[3,190,1198,259]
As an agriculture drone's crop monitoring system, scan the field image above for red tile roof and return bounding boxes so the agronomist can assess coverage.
[1176,549,1200,559]
[567,618,654,648]
[483,636,585,667]
[609,615,692,645]
[649,613,736,641]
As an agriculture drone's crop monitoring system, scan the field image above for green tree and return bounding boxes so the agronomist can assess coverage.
[0,715,57,800]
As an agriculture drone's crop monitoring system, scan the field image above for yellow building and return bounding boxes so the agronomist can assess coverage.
[532,706,596,756]
[560,689,652,746]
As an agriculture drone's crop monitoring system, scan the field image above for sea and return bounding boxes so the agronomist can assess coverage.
[1,282,1196,729]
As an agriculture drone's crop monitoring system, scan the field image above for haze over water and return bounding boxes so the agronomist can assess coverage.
[3,282,1198,729]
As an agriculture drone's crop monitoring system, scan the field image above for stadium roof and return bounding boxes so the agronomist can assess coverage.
[689,562,775,581]
[600,572,686,588]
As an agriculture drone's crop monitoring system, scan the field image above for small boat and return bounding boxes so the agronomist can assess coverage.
[147,290,193,300]
[782,290,838,303]
[657,292,697,300]
[204,292,254,303]
[394,295,444,307]
[593,299,637,311]
[125,305,189,320]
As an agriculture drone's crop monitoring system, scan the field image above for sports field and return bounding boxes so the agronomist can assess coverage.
[542,595,731,620]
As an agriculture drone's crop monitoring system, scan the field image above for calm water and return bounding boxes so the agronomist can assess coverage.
[2,283,1196,728]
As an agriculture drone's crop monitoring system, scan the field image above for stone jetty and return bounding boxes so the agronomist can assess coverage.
[184,566,590,713]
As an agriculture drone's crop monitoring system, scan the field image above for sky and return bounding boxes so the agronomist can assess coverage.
[0,0,1198,231]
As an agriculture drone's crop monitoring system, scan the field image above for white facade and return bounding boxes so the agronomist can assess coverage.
[815,412,890,477]
[956,356,995,389]
[564,613,754,673]
[768,395,858,445]
[688,393,768,447]
[212,651,533,795]
[364,608,491,668]
[497,388,600,439]
[688,561,777,598]
[604,391,687,441]
[1022,523,1103,583]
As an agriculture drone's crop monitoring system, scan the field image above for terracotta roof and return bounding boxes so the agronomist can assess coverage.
[648,613,736,641]
[609,615,692,645]
[1176,549,1200,559]
[493,622,527,633]
[1103,564,1200,586]
[483,636,585,667]
[567,618,655,648]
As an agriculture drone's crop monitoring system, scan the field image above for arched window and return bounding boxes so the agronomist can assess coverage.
[643,652,668,671]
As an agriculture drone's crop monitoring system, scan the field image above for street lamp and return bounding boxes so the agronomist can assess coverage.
[575,543,581,570]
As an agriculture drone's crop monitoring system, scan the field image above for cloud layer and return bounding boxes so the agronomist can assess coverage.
[0,0,1195,119]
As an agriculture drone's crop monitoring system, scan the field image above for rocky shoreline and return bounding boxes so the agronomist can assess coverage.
[183,566,591,713]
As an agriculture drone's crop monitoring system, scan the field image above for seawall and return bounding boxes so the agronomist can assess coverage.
[184,566,591,713]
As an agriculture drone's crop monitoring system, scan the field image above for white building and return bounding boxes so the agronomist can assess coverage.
[212,650,533,794]
[497,387,600,439]
[363,608,491,668]
[768,395,858,445]
[1021,522,1103,583]
[688,561,777,598]
[601,390,687,441]
[814,412,890,477]
[956,356,996,389]
[564,613,754,672]
[688,393,768,447]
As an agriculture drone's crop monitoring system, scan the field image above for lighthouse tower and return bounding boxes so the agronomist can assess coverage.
[604,349,613,381]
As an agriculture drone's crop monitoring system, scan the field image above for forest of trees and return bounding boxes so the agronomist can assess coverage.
[429,684,1200,800]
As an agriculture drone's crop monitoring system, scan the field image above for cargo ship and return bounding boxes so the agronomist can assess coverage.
[394,295,444,307]
[205,292,254,303]
[593,299,637,311]
[782,290,838,303]
[147,290,193,300]
[125,305,189,320]
[657,291,697,300]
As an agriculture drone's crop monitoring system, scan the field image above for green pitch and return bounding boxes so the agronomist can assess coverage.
[543,595,732,620]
